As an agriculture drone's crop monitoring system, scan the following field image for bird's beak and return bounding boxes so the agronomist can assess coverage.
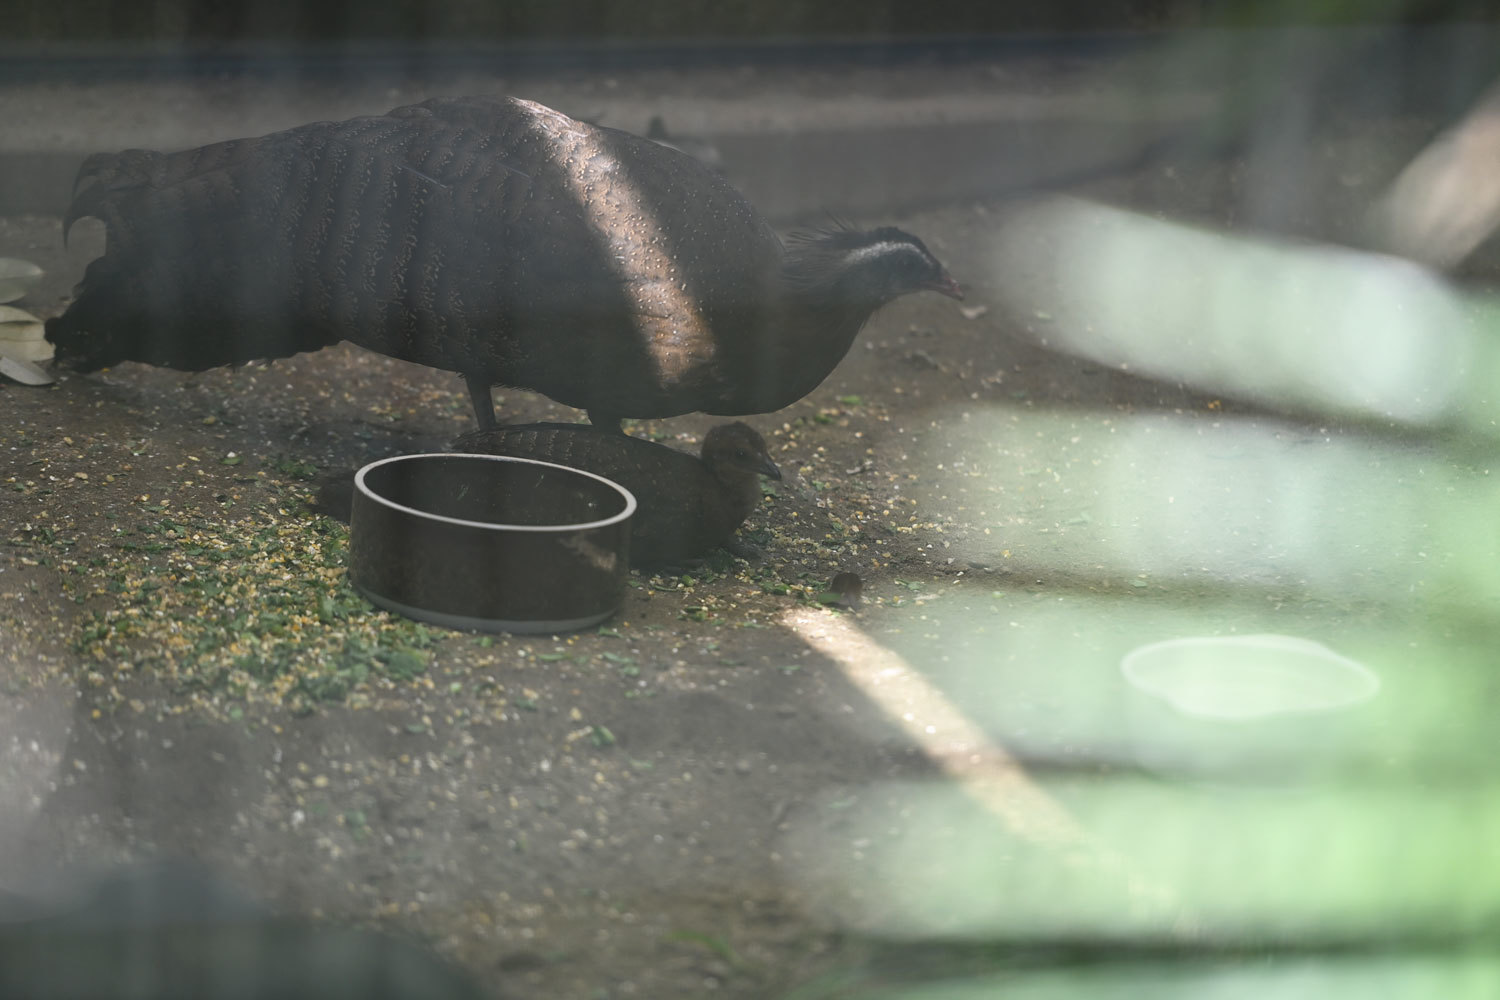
[760,456,783,481]
[926,272,964,300]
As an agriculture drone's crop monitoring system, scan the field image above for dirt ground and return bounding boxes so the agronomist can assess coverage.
[1,65,1494,998]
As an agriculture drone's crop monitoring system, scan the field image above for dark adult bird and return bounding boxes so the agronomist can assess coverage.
[46,96,961,431]
[451,421,781,567]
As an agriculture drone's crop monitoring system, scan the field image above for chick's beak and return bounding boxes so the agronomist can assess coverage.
[926,271,964,300]
[759,456,783,481]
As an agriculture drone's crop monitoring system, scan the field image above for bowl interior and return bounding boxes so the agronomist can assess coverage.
[1122,635,1379,721]
[358,453,630,528]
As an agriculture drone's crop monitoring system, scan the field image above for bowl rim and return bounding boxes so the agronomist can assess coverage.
[354,452,638,533]
[1120,633,1381,718]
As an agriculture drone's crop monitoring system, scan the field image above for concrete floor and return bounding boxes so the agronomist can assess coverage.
[3,28,1500,1000]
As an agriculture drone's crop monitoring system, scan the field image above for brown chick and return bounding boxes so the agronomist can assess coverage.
[450,421,781,568]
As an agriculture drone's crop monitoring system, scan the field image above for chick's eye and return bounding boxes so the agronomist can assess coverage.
[735,449,749,459]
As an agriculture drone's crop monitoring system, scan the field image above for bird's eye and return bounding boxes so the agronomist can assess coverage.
[735,449,749,459]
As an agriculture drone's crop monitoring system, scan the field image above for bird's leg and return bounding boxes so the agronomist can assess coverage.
[465,375,497,430]
[586,410,625,435]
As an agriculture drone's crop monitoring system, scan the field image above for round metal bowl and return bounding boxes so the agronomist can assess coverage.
[1119,634,1381,782]
[349,453,635,634]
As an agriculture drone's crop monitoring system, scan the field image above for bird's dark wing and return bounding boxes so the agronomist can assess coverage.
[49,95,789,424]
[51,126,368,370]
[412,97,787,415]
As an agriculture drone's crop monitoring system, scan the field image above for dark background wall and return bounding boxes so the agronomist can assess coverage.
[8,0,1498,42]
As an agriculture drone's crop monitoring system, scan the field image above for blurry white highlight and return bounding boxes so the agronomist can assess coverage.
[1121,634,1379,721]
[919,404,1500,610]
[992,198,1494,427]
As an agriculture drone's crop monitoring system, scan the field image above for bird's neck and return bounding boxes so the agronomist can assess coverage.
[707,240,898,415]
[775,283,882,378]
[769,247,895,396]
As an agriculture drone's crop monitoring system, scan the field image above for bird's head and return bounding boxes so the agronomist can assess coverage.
[784,224,962,306]
[701,422,782,483]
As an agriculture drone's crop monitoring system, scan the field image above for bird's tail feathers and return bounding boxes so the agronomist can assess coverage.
[44,260,134,372]
[47,254,335,374]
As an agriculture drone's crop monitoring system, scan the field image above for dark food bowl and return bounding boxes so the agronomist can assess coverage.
[349,453,635,634]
